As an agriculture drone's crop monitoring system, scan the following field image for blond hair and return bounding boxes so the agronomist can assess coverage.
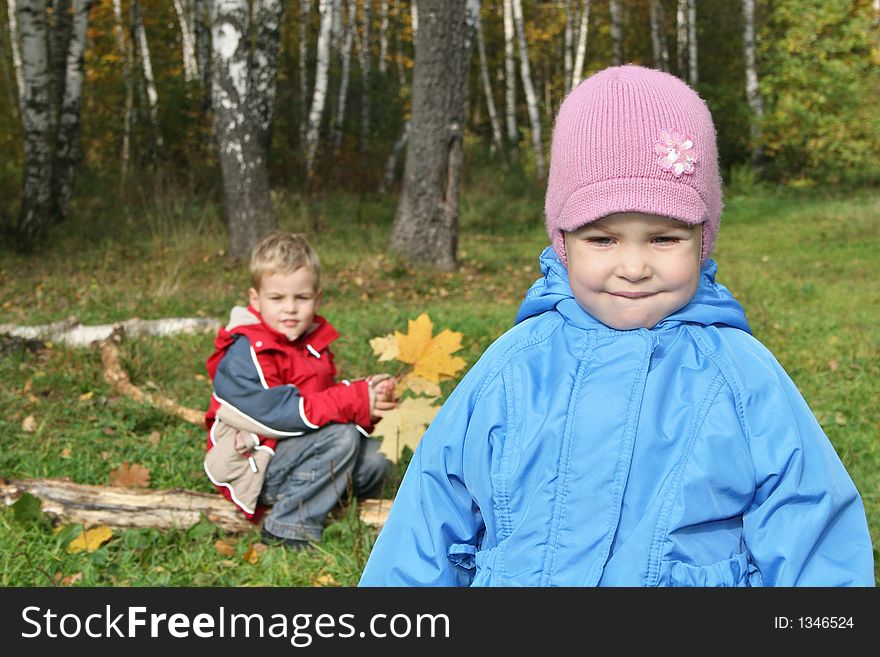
[250,231,321,290]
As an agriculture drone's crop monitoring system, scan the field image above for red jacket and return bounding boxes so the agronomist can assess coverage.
[204,306,372,520]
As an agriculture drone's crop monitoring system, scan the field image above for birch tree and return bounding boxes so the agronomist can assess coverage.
[502,0,517,145]
[51,0,89,221]
[476,4,502,151]
[298,0,309,145]
[608,0,622,66]
[172,0,199,83]
[332,0,354,149]
[378,0,387,74]
[304,0,334,179]
[511,0,544,178]
[742,0,763,169]
[131,0,163,153]
[676,0,686,76]
[7,0,24,115]
[389,0,477,271]
[649,0,669,72]
[210,0,283,257]
[15,0,91,249]
[571,0,590,89]
[16,0,52,247]
[358,0,371,147]
[687,0,697,84]
[112,0,134,183]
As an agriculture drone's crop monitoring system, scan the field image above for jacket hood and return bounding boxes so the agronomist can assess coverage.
[515,246,750,333]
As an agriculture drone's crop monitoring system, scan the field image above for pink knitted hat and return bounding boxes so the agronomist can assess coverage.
[545,65,722,263]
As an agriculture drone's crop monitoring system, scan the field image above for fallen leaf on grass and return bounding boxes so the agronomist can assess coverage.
[312,573,338,587]
[67,526,113,553]
[373,396,441,463]
[243,543,268,564]
[78,391,94,401]
[21,415,38,432]
[59,572,82,586]
[148,431,162,446]
[109,462,151,488]
[60,447,71,459]
[214,540,236,557]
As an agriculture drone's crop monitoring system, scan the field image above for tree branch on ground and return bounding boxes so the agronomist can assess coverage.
[0,315,220,347]
[98,327,205,425]
[1,478,391,532]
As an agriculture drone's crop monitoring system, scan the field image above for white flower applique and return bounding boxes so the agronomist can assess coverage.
[654,130,697,177]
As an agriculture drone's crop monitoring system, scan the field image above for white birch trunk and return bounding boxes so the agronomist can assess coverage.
[305,0,334,179]
[676,0,686,76]
[210,0,277,257]
[112,0,133,183]
[52,0,89,222]
[359,0,371,147]
[687,0,697,84]
[571,0,590,89]
[511,0,544,178]
[16,0,53,246]
[563,0,572,94]
[502,0,516,143]
[6,0,24,115]
[131,0,163,150]
[609,0,622,66]
[251,0,285,149]
[742,0,763,168]
[378,0,387,73]
[476,7,501,151]
[332,0,354,148]
[172,0,199,82]
[649,0,669,72]
[298,0,309,146]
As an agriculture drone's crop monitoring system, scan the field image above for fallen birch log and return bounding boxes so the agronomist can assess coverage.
[0,316,221,348]
[100,328,205,425]
[1,478,392,532]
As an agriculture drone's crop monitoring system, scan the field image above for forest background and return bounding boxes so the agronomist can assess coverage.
[0,0,877,586]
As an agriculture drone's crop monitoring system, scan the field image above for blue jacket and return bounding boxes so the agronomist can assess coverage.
[360,248,874,586]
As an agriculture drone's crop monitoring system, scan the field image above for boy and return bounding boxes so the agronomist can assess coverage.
[359,66,874,585]
[204,231,396,549]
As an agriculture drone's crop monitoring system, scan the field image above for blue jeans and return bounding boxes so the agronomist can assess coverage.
[259,423,391,542]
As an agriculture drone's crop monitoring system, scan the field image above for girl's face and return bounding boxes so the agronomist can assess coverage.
[249,267,321,341]
[563,212,702,330]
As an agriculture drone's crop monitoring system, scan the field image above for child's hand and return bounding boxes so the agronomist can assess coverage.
[367,374,398,416]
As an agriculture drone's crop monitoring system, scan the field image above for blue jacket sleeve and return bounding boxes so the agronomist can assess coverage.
[741,356,874,586]
[213,336,313,437]
[359,357,504,587]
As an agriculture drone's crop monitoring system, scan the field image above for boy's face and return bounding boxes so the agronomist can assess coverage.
[249,267,321,341]
[563,212,701,330]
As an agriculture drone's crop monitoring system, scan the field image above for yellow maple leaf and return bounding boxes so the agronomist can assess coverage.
[373,396,441,463]
[369,333,400,362]
[67,526,113,554]
[393,313,466,383]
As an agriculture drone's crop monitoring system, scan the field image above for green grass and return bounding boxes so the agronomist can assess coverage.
[0,171,878,586]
